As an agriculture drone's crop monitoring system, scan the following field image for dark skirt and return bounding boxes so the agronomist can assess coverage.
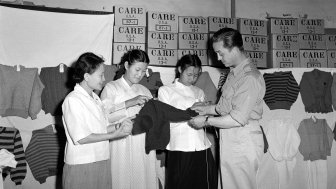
[62,160,111,189]
[166,149,218,189]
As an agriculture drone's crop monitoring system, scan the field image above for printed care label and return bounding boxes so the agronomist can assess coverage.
[147,11,178,32]
[178,49,208,65]
[147,32,178,49]
[299,50,327,67]
[298,19,324,34]
[298,34,326,49]
[268,18,298,34]
[113,43,145,64]
[178,33,208,49]
[178,16,208,33]
[270,50,300,68]
[327,50,336,68]
[326,35,336,50]
[114,5,146,26]
[242,35,268,52]
[147,49,178,66]
[114,26,146,43]
[270,34,299,50]
[245,51,267,68]
[238,18,267,36]
[208,17,237,32]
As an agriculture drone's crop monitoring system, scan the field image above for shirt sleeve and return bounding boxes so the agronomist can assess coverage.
[158,86,170,104]
[229,74,263,125]
[62,97,91,145]
[100,83,127,123]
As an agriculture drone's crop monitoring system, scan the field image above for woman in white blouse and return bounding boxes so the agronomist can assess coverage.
[62,52,133,189]
[158,54,217,189]
[100,49,159,189]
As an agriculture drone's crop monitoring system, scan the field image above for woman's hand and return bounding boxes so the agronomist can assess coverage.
[126,95,151,108]
[113,118,133,138]
[190,104,211,115]
[189,115,207,129]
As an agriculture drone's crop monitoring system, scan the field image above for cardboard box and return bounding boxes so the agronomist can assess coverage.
[298,34,326,49]
[269,50,300,68]
[114,26,146,43]
[326,35,336,49]
[113,43,145,64]
[114,5,146,26]
[208,17,237,32]
[238,18,267,36]
[178,33,208,49]
[242,35,268,52]
[147,32,178,49]
[147,48,178,66]
[268,18,298,34]
[298,18,324,34]
[270,34,299,50]
[299,50,327,67]
[147,11,178,33]
[327,50,336,68]
[245,51,267,68]
[178,16,208,33]
[178,49,208,65]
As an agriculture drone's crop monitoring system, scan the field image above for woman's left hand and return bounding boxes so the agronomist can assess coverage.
[189,115,206,129]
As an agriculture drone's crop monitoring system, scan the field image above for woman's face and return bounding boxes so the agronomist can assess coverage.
[86,63,105,91]
[124,61,148,85]
[178,66,201,86]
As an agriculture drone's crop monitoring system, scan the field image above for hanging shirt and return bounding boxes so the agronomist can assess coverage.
[62,84,109,165]
[158,79,211,151]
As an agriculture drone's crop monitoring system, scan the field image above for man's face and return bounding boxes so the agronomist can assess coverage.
[212,41,236,67]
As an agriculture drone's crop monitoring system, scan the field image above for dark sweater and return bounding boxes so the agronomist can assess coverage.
[132,99,198,154]
[300,69,333,113]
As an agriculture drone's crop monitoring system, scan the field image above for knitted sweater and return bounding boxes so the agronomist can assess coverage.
[0,65,44,119]
[25,125,66,184]
[300,69,333,113]
[0,127,27,185]
[298,118,333,161]
[40,65,75,116]
[263,71,300,110]
[132,99,198,154]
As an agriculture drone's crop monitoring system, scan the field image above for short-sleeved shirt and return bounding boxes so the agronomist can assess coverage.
[216,59,265,126]
[62,84,109,165]
[158,79,211,151]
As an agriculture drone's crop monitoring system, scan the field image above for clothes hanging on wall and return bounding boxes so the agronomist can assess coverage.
[265,119,301,189]
[0,64,44,119]
[194,71,218,104]
[0,126,27,185]
[40,64,75,116]
[331,72,336,111]
[298,118,333,161]
[263,71,300,110]
[139,68,163,98]
[300,69,333,113]
[132,99,198,154]
[25,124,66,184]
[0,149,17,189]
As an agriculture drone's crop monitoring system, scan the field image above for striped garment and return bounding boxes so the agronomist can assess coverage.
[25,125,66,184]
[0,126,26,185]
[263,71,300,110]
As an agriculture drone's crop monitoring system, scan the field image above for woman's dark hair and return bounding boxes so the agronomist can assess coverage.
[72,52,104,83]
[175,54,202,79]
[114,49,150,80]
[212,28,244,51]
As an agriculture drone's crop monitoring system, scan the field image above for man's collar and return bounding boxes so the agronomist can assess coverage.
[231,58,250,76]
